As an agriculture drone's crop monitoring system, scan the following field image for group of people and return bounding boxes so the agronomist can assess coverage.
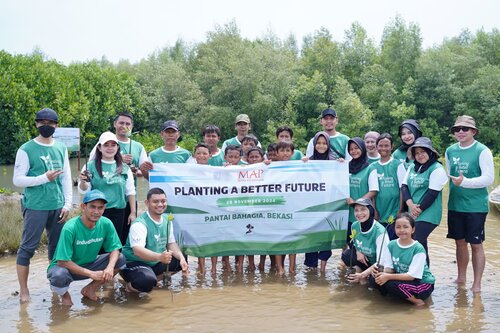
[13,106,494,307]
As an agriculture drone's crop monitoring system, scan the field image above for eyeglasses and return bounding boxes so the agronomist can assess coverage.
[452,126,471,133]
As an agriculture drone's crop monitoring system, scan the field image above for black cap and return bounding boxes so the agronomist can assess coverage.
[35,108,58,123]
[321,108,337,118]
[161,120,179,132]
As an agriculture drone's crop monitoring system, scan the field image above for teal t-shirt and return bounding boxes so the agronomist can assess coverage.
[387,239,435,284]
[48,215,122,271]
[368,155,381,163]
[87,160,129,209]
[118,140,145,168]
[291,149,304,161]
[208,149,225,166]
[20,139,67,210]
[393,148,413,170]
[122,212,171,266]
[330,134,350,159]
[149,146,191,164]
[446,141,489,213]
[374,159,402,223]
[406,162,443,225]
[348,165,374,222]
[352,220,387,265]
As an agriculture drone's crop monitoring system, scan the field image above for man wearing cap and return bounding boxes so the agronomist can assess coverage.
[305,108,350,160]
[13,107,72,303]
[445,115,494,293]
[140,120,191,180]
[221,114,261,153]
[47,190,125,306]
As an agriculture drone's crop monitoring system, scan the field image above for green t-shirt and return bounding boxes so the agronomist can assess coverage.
[446,141,489,213]
[122,212,171,266]
[20,139,67,210]
[208,149,225,166]
[87,160,129,209]
[149,146,191,164]
[393,148,413,170]
[330,134,350,159]
[352,220,387,265]
[118,140,145,168]
[291,149,304,161]
[386,239,435,284]
[406,163,443,225]
[348,165,374,222]
[368,155,381,163]
[47,215,122,271]
[373,159,402,223]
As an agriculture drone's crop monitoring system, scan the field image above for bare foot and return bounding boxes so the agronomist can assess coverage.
[19,288,30,303]
[454,278,466,284]
[277,268,285,276]
[471,284,481,293]
[61,292,73,306]
[408,296,425,306]
[81,282,100,301]
[125,282,139,293]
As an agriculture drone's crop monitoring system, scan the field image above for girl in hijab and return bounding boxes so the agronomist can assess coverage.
[303,132,336,272]
[393,119,422,170]
[401,137,447,266]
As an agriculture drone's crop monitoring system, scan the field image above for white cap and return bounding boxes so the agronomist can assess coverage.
[98,131,118,145]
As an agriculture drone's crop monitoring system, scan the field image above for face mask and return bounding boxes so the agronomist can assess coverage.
[38,125,56,138]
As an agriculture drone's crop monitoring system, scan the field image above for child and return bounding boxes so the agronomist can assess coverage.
[303,132,336,272]
[224,144,242,166]
[372,133,406,240]
[266,143,278,161]
[275,141,296,274]
[369,213,435,306]
[341,198,388,283]
[345,138,378,245]
[192,143,217,274]
[204,125,225,166]
[240,134,259,164]
[275,126,303,160]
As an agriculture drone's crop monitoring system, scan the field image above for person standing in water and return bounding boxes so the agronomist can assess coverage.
[445,115,494,293]
[13,108,72,303]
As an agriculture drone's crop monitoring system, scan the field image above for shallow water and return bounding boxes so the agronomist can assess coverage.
[1,210,500,333]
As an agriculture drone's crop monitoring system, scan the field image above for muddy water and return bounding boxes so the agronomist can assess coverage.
[1,209,499,333]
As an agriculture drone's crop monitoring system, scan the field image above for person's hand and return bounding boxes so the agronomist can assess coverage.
[46,169,63,182]
[180,259,189,274]
[128,212,137,225]
[89,270,104,281]
[301,156,309,162]
[337,158,345,163]
[158,250,172,264]
[374,272,389,285]
[122,154,133,165]
[347,272,363,283]
[102,266,114,282]
[58,208,69,223]
[263,159,271,165]
[408,202,422,219]
[140,161,153,172]
[346,197,355,205]
[450,171,464,186]
[356,251,368,266]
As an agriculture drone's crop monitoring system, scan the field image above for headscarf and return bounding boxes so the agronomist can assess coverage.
[398,119,422,152]
[348,137,369,174]
[310,131,335,160]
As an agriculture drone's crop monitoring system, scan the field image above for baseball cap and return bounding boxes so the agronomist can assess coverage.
[35,108,59,123]
[161,120,180,132]
[98,131,119,145]
[321,108,337,118]
[83,190,108,204]
[235,114,251,124]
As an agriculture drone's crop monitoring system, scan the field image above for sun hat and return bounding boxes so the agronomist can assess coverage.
[451,115,478,132]
[409,137,439,158]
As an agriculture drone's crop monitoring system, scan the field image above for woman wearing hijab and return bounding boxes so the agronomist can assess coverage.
[393,119,422,170]
[401,137,448,265]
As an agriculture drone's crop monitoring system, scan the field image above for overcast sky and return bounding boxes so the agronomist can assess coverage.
[1,0,498,64]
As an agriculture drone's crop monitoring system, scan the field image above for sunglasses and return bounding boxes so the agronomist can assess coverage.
[452,126,471,133]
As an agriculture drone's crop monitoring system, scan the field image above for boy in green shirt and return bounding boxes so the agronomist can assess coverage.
[47,190,125,306]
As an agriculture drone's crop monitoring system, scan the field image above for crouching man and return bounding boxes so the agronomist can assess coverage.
[121,187,188,293]
[47,190,126,305]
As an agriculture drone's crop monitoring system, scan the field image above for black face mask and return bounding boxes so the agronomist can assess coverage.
[38,125,56,138]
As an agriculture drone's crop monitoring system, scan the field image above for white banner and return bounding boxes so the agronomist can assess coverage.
[150,160,349,257]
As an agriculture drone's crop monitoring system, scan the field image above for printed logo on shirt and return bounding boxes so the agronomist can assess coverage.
[40,155,62,171]
[378,173,395,188]
[76,237,104,245]
[103,171,123,185]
